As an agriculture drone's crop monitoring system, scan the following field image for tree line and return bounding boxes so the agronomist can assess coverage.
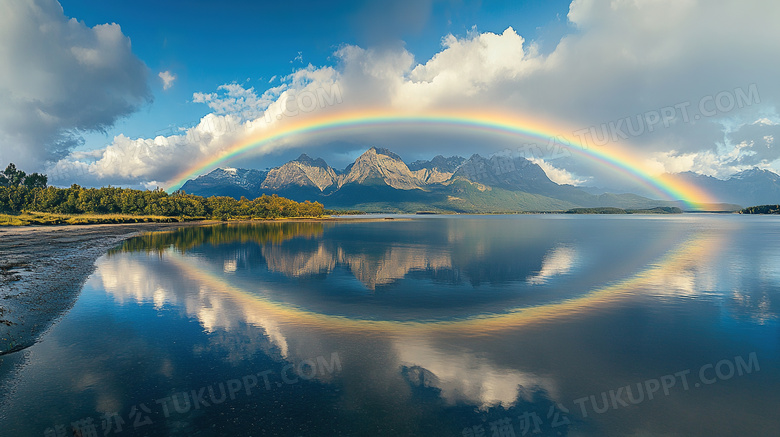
[740,205,780,214]
[0,163,47,188]
[0,164,324,219]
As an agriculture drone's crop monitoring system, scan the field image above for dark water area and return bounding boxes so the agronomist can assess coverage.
[1,215,778,436]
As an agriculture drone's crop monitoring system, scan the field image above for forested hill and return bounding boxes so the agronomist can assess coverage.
[740,205,780,214]
[0,164,324,220]
[0,185,325,219]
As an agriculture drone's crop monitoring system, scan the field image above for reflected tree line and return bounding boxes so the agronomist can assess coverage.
[113,219,576,291]
[111,222,326,254]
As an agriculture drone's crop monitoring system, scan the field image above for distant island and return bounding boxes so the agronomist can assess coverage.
[0,163,326,226]
[564,206,683,214]
[740,205,780,214]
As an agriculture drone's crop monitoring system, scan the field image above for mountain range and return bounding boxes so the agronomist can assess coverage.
[674,168,780,207]
[179,147,769,212]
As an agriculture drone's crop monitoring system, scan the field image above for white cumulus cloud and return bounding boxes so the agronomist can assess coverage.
[529,158,589,186]
[0,0,151,171]
[47,0,780,190]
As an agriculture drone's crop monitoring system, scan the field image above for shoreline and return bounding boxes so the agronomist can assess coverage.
[0,216,392,356]
[0,221,210,356]
[0,212,349,227]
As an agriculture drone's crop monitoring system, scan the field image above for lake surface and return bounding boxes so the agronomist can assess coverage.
[1,215,778,436]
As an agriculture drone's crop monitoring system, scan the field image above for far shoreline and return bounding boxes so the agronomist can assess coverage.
[0,209,746,229]
[0,212,364,227]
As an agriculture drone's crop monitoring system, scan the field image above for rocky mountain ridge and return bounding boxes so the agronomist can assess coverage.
[180,147,761,212]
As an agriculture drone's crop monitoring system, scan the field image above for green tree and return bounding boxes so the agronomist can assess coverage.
[2,164,26,187]
[22,172,47,188]
[0,164,47,188]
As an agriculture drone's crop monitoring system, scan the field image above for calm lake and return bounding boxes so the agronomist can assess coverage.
[1,215,778,436]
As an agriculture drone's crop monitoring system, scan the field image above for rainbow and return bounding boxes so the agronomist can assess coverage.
[166,109,716,208]
[163,228,720,336]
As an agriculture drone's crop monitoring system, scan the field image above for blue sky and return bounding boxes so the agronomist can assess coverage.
[1,0,779,192]
[61,0,572,153]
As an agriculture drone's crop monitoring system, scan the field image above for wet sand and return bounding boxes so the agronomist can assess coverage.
[0,222,206,356]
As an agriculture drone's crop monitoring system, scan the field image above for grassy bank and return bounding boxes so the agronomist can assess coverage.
[0,212,345,226]
[0,212,205,226]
